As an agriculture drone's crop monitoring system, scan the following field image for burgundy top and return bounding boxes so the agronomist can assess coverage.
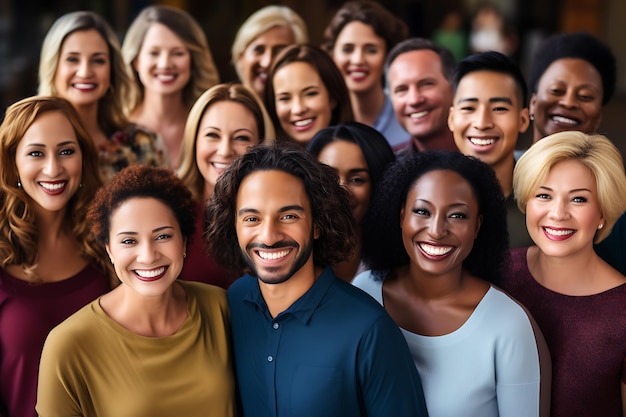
[502,247,626,417]
[179,203,237,289]
[0,263,110,417]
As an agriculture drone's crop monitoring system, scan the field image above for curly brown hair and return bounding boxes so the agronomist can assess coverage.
[88,165,196,245]
[0,96,109,282]
[205,142,357,275]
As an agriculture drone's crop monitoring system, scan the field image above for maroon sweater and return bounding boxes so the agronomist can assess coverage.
[502,247,626,417]
[0,263,109,417]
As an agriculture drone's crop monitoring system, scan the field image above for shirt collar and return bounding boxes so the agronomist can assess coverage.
[242,266,336,325]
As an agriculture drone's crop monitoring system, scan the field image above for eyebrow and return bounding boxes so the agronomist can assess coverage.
[348,168,369,175]
[538,185,592,193]
[115,225,175,236]
[416,199,470,209]
[457,97,513,105]
[24,141,77,148]
[237,205,305,216]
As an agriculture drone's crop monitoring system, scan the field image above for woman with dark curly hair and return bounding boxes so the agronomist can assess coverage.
[0,96,112,417]
[264,44,353,146]
[323,0,409,150]
[36,165,234,417]
[307,121,394,281]
[353,150,550,417]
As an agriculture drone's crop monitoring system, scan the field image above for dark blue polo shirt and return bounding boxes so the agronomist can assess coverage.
[227,266,428,417]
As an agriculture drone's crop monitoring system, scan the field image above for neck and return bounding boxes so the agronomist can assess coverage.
[529,244,602,291]
[492,156,514,198]
[133,90,188,124]
[401,263,468,300]
[258,258,320,318]
[350,87,385,127]
[34,206,68,241]
[412,129,457,152]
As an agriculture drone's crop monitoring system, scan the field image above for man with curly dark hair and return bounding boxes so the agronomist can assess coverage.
[205,142,428,417]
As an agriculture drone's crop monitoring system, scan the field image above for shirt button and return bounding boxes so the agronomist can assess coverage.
[267,355,274,362]
[273,323,280,330]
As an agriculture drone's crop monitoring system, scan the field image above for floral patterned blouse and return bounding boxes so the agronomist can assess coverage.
[98,124,168,183]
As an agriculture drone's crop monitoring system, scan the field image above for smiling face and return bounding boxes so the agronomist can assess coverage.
[54,29,111,108]
[237,25,295,97]
[195,100,260,197]
[400,169,481,277]
[235,170,318,285]
[317,140,371,224]
[331,21,386,95]
[525,159,603,258]
[272,61,334,146]
[388,49,453,143]
[530,58,603,142]
[15,111,83,215]
[106,197,186,298]
[133,23,191,96]
[449,70,529,169]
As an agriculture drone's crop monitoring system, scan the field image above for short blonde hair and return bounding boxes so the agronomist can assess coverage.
[177,82,268,201]
[231,5,308,79]
[513,131,626,242]
[38,11,131,134]
[122,5,219,113]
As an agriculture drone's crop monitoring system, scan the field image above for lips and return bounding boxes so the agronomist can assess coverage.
[72,83,97,91]
[348,69,368,81]
[291,118,315,131]
[211,161,231,175]
[257,249,291,260]
[39,181,68,195]
[549,114,579,126]
[543,226,575,241]
[134,266,167,281]
[468,136,497,146]
[418,242,454,259]
[155,73,176,83]
[409,111,429,119]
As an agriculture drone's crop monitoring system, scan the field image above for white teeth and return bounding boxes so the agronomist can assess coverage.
[544,227,574,236]
[73,83,96,89]
[258,249,290,260]
[294,119,313,127]
[469,137,496,146]
[212,162,230,169]
[39,182,66,191]
[156,74,175,81]
[351,71,367,77]
[135,267,165,278]
[257,72,267,81]
[552,116,577,125]
[410,111,428,119]
[419,243,453,256]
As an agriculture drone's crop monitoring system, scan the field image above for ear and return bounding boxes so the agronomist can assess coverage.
[131,57,139,72]
[529,94,537,119]
[447,105,455,132]
[105,244,113,263]
[593,114,602,132]
[183,237,188,255]
[474,214,483,239]
[519,107,530,134]
[400,206,405,229]
[330,98,337,111]
[313,224,320,240]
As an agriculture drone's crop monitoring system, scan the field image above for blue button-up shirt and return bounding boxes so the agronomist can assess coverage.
[227,266,428,417]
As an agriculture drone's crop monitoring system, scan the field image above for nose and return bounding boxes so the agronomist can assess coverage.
[473,106,494,129]
[350,48,364,64]
[427,212,447,239]
[292,95,308,115]
[408,86,425,107]
[43,155,62,177]
[137,240,158,264]
[259,219,283,246]
[260,49,273,69]
[158,51,170,68]
[216,137,233,157]
[548,198,570,221]
[76,59,91,78]
[558,89,578,109]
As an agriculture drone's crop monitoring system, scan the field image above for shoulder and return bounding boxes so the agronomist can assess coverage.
[479,287,539,337]
[43,300,99,354]
[352,270,384,304]
[180,280,228,314]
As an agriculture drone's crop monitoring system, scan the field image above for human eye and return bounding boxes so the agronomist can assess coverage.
[27,150,44,157]
[64,55,79,63]
[242,216,259,223]
[59,148,77,156]
[459,104,475,112]
[305,89,319,97]
[577,92,595,102]
[341,44,354,54]
[572,195,588,203]
[535,193,551,200]
[204,132,220,140]
[252,45,265,55]
[349,176,367,185]
[277,94,290,102]
[393,84,408,95]
[234,135,252,143]
[281,213,299,221]
[365,45,379,54]
[155,233,172,240]
[120,238,136,245]
[449,212,468,219]
[412,207,430,216]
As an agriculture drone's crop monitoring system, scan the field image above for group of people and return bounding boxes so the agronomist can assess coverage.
[1,1,625,417]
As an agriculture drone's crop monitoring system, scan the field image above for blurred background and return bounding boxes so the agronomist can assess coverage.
[1,0,625,155]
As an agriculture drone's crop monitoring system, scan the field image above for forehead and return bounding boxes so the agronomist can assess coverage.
[19,111,78,146]
[110,197,177,228]
[336,21,384,44]
[273,61,324,89]
[389,49,445,82]
[141,22,186,46]
[236,169,311,212]
[455,70,519,101]
[250,25,295,47]
[538,58,602,88]
[61,29,108,52]
[409,169,477,203]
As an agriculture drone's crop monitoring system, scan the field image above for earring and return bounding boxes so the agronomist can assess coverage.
[183,252,187,259]
[17,180,21,188]
[529,114,534,121]
[598,223,604,230]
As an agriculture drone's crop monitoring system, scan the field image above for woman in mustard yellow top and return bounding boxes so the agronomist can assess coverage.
[36,165,234,417]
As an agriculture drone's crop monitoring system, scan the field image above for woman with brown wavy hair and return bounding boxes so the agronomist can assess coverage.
[0,96,113,417]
